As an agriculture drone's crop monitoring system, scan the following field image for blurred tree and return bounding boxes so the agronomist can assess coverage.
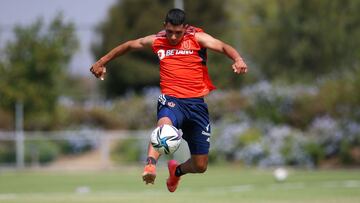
[0,14,79,129]
[92,0,237,97]
[234,0,360,81]
[185,0,247,90]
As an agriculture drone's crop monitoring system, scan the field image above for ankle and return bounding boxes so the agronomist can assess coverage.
[175,165,185,177]
[146,157,157,165]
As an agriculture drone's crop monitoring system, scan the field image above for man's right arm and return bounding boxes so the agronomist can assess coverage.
[90,35,155,79]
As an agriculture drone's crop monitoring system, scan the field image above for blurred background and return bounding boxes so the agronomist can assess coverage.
[1,1,360,202]
[0,0,360,175]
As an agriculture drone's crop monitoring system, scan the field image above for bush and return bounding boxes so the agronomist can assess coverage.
[207,90,248,122]
[111,137,143,163]
[339,140,353,165]
[213,123,314,167]
[0,141,16,163]
[55,94,157,130]
[0,109,13,130]
[241,81,317,127]
[24,140,60,164]
[56,138,95,155]
[238,127,262,147]
[303,141,325,167]
[0,140,61,165]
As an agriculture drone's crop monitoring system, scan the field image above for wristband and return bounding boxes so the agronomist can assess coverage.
[146,157,157,165]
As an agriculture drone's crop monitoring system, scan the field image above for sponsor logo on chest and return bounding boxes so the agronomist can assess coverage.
[157,49,194,60]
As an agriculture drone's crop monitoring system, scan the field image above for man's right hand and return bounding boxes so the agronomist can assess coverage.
[90,61,106,80]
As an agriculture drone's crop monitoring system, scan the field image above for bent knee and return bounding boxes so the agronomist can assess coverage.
[191,154,208,173]
[194,163,207,173]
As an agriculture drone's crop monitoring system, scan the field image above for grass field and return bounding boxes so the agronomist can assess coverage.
[0,165,359,203]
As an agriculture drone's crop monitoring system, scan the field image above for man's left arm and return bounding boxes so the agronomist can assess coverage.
[196,32,247,74]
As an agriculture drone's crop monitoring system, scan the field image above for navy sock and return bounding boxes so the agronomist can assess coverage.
[175,165,185,177]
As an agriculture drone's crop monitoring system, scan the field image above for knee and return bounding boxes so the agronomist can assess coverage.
[194,162,207,173]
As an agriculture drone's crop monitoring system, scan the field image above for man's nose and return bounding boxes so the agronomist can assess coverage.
[171,34,177,40]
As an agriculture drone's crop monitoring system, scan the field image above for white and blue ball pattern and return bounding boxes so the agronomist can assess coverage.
[150,124,182,155]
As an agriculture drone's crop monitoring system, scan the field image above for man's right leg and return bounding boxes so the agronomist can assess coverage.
[142,143,160,184]
[142,117,173,184]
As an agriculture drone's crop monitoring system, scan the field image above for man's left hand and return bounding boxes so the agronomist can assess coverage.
[232,59,248,74]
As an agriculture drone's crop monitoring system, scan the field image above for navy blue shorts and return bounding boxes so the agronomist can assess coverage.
[157,94,211,155]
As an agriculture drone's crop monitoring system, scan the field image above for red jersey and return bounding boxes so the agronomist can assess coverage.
[152,26,216,98]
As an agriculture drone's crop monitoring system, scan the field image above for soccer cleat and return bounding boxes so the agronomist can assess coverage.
[142,164,156,184]
[166,160,180,192]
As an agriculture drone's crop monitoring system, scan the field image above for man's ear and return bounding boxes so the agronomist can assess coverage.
[182,24,189,32]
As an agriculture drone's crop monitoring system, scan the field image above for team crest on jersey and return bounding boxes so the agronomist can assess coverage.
[182,40,190,50]
[167,102,176,107]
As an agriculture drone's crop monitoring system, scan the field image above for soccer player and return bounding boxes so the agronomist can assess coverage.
[90,8,248,192]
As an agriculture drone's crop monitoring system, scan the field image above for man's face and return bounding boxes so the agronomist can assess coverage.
[164,23,186,45]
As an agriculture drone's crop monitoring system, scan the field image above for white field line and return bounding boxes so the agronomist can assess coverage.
[0,180,359,198]
[0,193,17,199]
[203,179,360,193]
[269,182,306,190]
[322,180,360,188]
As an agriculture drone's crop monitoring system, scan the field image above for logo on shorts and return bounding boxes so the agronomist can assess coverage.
[202,131,211,136]
[202,123,211,137]
[206,124,210,132]
[167,101,176,107]
[158,94,166,105]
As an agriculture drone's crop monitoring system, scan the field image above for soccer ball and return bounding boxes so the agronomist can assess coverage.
[150,124,182,155]
[273,167,288,182]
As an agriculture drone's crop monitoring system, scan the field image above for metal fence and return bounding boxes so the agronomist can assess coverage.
[0,130,190,170]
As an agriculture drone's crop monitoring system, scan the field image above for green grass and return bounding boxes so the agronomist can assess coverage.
[0,165,359,203]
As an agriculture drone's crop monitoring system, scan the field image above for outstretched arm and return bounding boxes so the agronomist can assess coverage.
[90,35,155,79]
[196,32,247,74]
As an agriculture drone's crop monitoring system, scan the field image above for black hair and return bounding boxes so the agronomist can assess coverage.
[165,8,186,25]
